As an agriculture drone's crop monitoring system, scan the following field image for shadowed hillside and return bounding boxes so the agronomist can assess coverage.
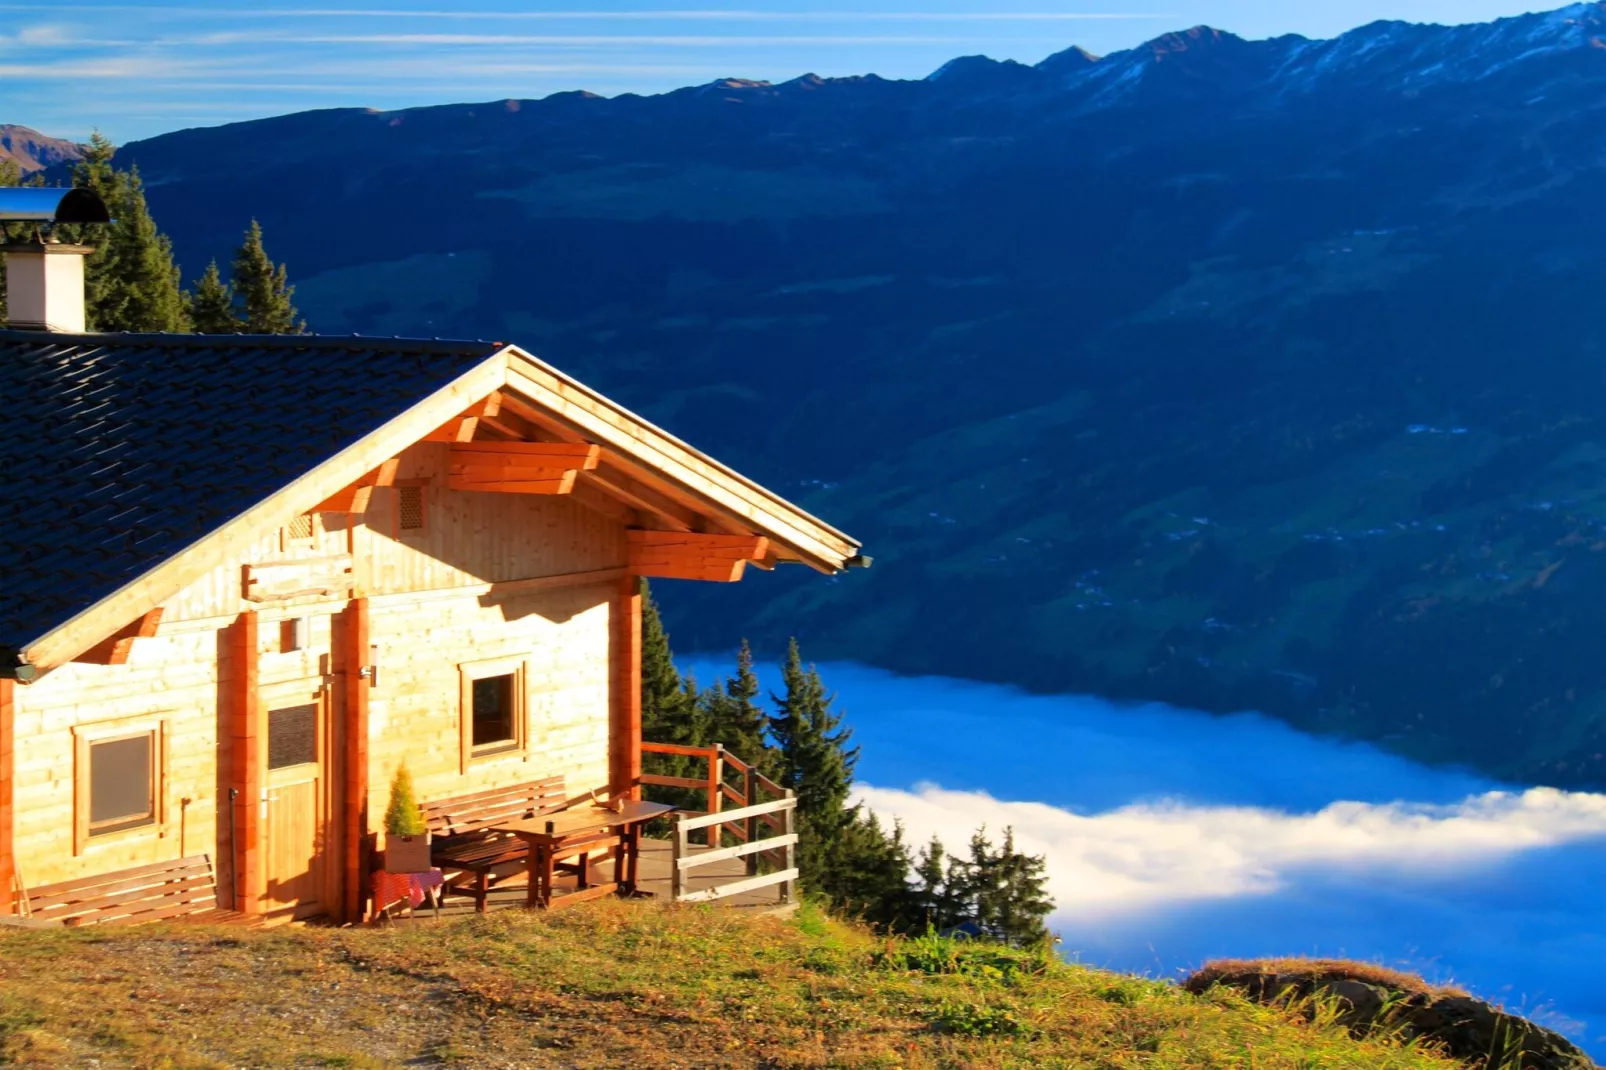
[0,126,79,173]
[106,2,1606,788]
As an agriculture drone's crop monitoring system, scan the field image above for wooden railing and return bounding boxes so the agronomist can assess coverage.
[640,741,798,905]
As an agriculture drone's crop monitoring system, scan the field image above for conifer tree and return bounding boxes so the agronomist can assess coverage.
[188,260,239,333]
[769,638,859,828]
[703,640,772,774]
[912,836,964,932]
[640,581,701,745]
[62,134,189,332]
[950,827,1054,946]
[232,219,303,333]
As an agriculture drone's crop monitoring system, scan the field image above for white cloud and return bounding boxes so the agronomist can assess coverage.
[856,782,1606,917]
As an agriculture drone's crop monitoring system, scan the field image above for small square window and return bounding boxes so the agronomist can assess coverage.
[459,658,527,771]
[472,674,516,750]
[398,485,425,532]
[88,733,155,837]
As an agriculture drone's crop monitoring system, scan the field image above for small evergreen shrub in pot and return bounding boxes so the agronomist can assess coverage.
[383,764,431,873]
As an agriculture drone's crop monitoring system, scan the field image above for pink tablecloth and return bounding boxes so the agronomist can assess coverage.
[373,868,444,912]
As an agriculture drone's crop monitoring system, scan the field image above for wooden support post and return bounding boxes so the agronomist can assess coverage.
[611,577,643,801]
[707,744,725,848]
[227,611,261,915]
[671,814,685,903]
[780,789,796,905]
[338,597,371,925]
[744,767,759,878]
[0,678,14,916]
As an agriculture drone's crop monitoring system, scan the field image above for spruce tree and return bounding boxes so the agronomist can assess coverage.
[640,581,700,745]
[769,638,858,828]
[912,836,964,932]
[952,827,1054,946]
[188,260,239,333]
[704,640,772,773]
[232,219,303,333]
[54,133,189,332]
[106,166,189,332]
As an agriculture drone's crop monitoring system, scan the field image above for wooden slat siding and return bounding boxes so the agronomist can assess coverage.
[0,678,13,915]
[227,612,261,915]
[338,597,370,924]
[611,576,642,802]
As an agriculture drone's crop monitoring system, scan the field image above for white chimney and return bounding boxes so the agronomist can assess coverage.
[4,241,92,333]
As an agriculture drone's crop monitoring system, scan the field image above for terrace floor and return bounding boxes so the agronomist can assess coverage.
[373,838,793,924]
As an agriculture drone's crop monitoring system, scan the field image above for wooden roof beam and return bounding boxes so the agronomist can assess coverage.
[447,441,600,495]
[313,457,400,514]
[74,608,163,666]
[423,392,504,444]
[628,531,769,583]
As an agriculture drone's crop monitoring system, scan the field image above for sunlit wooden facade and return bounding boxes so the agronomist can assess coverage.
[0,336,860,922]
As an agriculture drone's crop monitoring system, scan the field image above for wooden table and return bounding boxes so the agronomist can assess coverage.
[492,800,676,909]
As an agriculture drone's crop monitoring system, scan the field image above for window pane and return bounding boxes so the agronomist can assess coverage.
[472,674,516,748]
[90,734,153,830]
[269,704,319,769]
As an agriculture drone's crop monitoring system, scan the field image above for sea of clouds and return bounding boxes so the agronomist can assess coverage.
[682,657,1606,1050]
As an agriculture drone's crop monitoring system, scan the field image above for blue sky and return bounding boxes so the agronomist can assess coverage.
[0,1,1576,142]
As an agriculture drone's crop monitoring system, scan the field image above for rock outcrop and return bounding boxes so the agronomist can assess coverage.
[1184,959,1596,1070]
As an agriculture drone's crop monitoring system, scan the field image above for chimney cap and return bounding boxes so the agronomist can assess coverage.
[0,187,111,225]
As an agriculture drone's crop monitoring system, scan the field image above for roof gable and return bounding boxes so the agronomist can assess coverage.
[2,332,860,678]
[0,332,502,661]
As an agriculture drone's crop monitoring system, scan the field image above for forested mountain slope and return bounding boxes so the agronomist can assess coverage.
[111,2,1606,787]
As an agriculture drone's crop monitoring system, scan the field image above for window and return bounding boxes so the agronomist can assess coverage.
[287,514,314,541]
[89,734,155,836]
[74,719,166,852]
[472,675,516,749]
[268,704,319,770]
[459,657,527,771]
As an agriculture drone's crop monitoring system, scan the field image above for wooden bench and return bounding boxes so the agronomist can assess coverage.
[22,854,250,927]
[421,777,617,912]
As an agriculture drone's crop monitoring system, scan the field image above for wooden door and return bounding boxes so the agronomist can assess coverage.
[262,685,329,919]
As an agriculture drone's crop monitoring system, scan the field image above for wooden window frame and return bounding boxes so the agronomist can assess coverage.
[73,716,169,856]
[393,480,430,539]
[458,656,529,774]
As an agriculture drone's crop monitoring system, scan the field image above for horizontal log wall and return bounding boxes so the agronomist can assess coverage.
[11,437,633,908]
[365,583,615,819]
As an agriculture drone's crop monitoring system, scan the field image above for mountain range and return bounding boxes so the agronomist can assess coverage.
[57,1,1606,787]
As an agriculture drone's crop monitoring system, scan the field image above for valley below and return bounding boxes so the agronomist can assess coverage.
[683,657,1606,1058]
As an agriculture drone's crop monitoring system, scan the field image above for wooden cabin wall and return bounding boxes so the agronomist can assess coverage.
[9,438,629,902]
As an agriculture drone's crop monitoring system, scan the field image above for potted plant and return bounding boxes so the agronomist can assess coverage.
[382,764,431,873]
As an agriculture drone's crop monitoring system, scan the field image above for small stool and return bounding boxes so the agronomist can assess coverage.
[371,868,444,923]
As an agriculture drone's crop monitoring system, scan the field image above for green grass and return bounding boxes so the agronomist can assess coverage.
[0,903,1463,1068]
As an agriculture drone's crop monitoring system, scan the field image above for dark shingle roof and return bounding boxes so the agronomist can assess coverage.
[0,331,503,658]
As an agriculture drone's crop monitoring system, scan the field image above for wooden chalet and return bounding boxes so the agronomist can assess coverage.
[0,234,862,923]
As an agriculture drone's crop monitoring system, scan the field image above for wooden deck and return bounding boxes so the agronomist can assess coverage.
[374,838,793,923]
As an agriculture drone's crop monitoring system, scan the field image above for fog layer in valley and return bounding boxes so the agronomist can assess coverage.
[683,658,1606,1051]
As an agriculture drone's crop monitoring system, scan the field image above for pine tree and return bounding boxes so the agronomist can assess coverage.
[106,166,188,332]
[769,638,859,829]
[188,260,239,333]
[231,219,303,333]
[50,133,189,332]
[704,640,772,774]
[951,826,1054,946]
[382,764,426,837]
[640,581,702,745]
[912,836,964,932]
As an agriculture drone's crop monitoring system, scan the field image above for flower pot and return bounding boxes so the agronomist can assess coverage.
[384,832,432,874]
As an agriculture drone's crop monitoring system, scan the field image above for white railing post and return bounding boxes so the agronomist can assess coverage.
[744,767,759,877]
[671,813,686,902]
[780,789,796,905]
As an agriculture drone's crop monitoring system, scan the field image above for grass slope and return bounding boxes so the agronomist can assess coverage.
[0,902,1460,1069]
